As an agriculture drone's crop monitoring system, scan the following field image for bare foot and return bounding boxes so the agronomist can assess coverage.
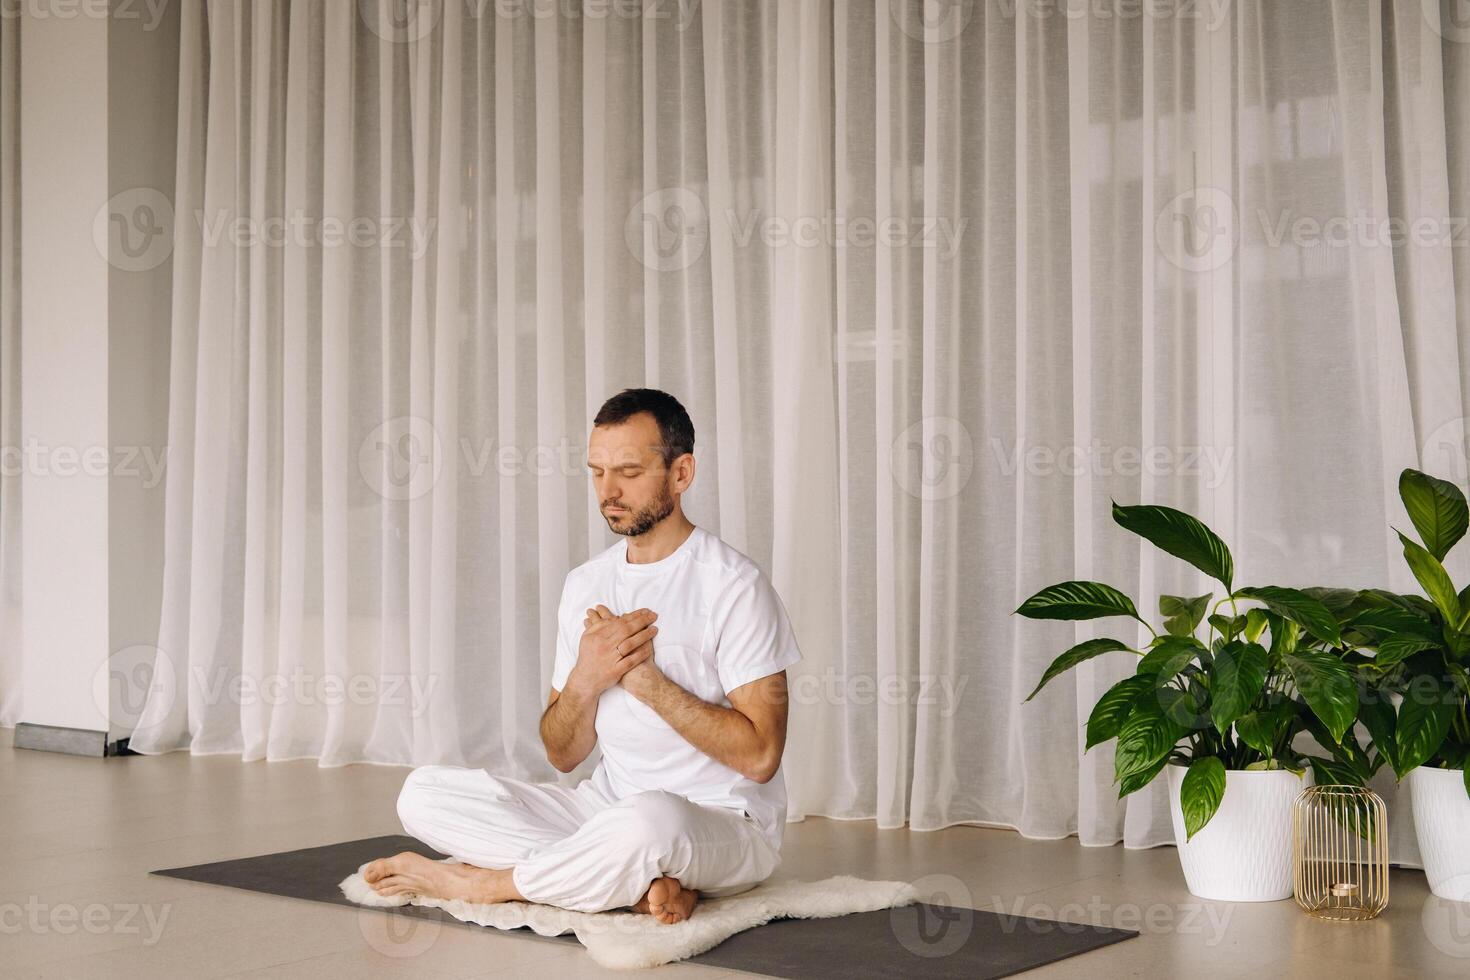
[632,876,699,924]
[363,851,523,905]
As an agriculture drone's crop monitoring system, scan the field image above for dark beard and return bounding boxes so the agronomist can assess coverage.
[605,484,676,537]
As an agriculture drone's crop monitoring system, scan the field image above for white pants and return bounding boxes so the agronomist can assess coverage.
[394,765,782,913]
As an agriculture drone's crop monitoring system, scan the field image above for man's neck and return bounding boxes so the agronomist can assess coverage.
[625,515,696,565]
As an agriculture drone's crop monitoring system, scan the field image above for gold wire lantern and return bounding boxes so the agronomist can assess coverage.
[1292,784,1389,920]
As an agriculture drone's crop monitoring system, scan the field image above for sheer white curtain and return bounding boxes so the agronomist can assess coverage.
[0,11,20,731]
[127,0,841,775]
[125,0,1468,860]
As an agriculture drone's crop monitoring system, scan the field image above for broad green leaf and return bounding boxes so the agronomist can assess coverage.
[1358,696,1397,774]
[1396,674,1454,775]
[1400,468,1469,562]
[1302,586,1362,622]
[1243,608,1269,643]
[1307,756,1366,789]
[1347,605,1437,639]
[1085,675,1155,750]
[1025,638,1132,701]
[1268,617,1300,658]
[1234,702,1293,755]
[1208,613,1242,642]
[1114,700,1189,784]
[1400,594,1444,621]
[1396,530,1462,627]
[1160,593,1212,637]
[1300,708,1353,763]
[1449,662,1470,697]
[1335,728,1373,773]
[1233,710,1273,755]
[1284,649,1358,744]
[1210,641,1269,733]
[1373,634,1440,669]
[1464,763,1470,800]
[1016,581,1143,623]
[1180,757,1226,840]
[1155,685,1208,730]
[1299,712,1376,787]
[1111,502,1234,590]
[1233,586,1341,646]
[1136,636,1204,681]
[1356,588,1428,613]
[1448,630,1470,663]
[1117,754,1171,798]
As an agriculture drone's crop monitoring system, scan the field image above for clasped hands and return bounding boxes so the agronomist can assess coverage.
[565,604,665,701]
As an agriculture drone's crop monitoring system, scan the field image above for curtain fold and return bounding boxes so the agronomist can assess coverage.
[116,0,1467,862]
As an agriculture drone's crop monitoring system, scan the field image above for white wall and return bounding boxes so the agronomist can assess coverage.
[19,8,111,733]
[17,1,177,740]
[107,0,178,740]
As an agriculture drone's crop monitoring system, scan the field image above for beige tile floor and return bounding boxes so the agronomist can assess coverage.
[3,725,1467,979]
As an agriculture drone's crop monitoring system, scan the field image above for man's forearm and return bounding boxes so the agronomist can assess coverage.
[540,681,599,772]
[622,668,781,782]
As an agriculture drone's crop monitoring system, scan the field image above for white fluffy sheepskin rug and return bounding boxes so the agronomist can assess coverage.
[340,862,918,970]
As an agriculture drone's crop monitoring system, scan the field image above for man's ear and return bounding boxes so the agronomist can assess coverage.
[673,453,695,494]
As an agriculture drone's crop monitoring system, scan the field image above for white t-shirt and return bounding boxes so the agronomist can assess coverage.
[550,525,802,850]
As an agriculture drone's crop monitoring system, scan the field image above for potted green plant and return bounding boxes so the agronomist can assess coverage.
[1017,502,1359,901]
[1344,468,1470,901]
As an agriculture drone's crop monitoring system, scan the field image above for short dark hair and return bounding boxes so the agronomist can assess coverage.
[593,388,695,466]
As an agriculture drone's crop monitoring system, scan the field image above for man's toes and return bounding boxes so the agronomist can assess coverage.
[370,874,403,894]
[647,877,678,908]
[670,889,698,922]
[388,877,421,896]
[366,852,419,883]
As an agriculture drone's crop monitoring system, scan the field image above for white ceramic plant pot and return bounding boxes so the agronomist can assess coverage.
[1166,763,1311,902]
[1409,766,1470,902]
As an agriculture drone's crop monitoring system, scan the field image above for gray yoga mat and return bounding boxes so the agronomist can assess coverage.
[153,835,1138,979]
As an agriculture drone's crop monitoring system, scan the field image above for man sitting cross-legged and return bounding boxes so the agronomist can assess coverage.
[364,388,802,924]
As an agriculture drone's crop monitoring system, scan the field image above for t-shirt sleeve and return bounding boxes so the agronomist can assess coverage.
[713,568,803,695]
[550,586,577,692]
